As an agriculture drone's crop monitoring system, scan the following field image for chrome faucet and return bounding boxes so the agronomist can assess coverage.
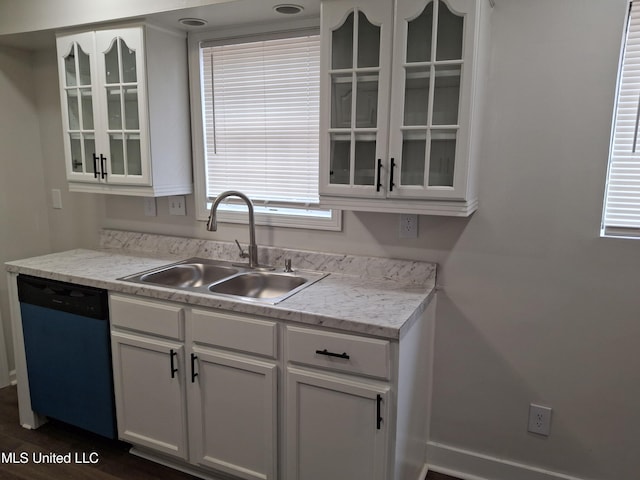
[207,190,259,268]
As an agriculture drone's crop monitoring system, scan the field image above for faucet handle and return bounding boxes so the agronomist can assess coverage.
[235,239,249,259]
[284,258,293,273]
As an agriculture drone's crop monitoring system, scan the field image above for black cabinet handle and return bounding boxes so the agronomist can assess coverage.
[315,349,350,360]
[389,158,396,192]
[92,154,99,178]
[191,353,198,383]
[100,154,107,179]
[376,159,382,192]
[170,349,178,378]
[377,394,383,430]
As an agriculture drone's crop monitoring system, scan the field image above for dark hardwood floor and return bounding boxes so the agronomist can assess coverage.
[426,473,460,480]
[0,386,199,480]
[0,385,460,480]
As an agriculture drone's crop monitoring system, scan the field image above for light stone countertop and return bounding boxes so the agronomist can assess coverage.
[5,230,437,340]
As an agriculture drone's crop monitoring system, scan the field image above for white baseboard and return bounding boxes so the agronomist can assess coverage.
[9,369,16,386]
[427,441,586,480]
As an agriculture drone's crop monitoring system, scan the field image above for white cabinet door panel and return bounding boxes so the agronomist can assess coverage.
[286,367,389,480]
[111,331,188,460]
[189,348,278,480]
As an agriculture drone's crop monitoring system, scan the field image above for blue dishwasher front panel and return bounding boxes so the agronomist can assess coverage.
[21,303,117,439]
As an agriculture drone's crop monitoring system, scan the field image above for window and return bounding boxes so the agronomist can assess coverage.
[603,1,640,238]
[189,25,340,230]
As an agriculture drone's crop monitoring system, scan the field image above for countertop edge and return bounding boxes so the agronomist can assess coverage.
[6,249,436,340]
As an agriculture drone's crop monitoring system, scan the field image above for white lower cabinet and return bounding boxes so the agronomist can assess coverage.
[109,293,434,480]
[111,331,188,460]
[286,368,389,480]
[188,307,279,479]
[283,313,436,480]
[284,325,392,480]
[189,347,277,480]
[110,294,278,480]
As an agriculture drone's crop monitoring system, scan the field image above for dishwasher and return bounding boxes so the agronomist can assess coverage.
[17,274,117,439]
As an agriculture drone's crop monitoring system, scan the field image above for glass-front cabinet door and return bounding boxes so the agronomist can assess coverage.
[320,0,483,212]
[56,25,192,196]
[95,28,150,185]
[57,32,99,182]
[57,27,151,187]
[388,0,476,200]
[319,0,393,198]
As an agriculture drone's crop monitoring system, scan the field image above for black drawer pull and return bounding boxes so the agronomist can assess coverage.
[377,394,383,429]
[315,349,350,360]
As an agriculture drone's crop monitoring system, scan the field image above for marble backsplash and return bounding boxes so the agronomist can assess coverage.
[99,229,437,288]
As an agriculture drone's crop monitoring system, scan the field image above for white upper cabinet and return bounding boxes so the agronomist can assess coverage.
[319,1,394,201]
[319,0,490,216]
[56,25,193,197]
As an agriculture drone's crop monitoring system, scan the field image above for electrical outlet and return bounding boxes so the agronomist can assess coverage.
[399,214,418,238]
[168,196,186,216]
[528,404,552,436]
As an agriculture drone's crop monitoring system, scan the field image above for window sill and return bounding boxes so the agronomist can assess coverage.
[200,203,342,231]
[601,227,640,239]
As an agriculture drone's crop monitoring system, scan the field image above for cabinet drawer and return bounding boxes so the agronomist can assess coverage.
[191,309,278,359]
[286,326,390,379]
[109,294,184,340]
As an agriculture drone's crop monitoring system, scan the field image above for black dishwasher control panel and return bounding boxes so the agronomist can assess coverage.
[17,274,108,320]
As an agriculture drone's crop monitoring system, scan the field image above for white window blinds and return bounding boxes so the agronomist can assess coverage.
[603,1,640,237]
[201,34,320,205]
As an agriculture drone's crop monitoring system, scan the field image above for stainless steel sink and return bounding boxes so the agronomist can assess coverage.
[139,263,239,288]
[119,257,327,304]
[209,272,316,301]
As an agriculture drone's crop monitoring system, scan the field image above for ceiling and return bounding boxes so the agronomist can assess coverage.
[0,0,320,50]
[149,0,320,31]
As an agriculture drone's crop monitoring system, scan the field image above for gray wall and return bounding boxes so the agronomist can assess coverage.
[429,2,639,479]
[1,0,638,479]
[0,46,105,377]
[0,46,51,374]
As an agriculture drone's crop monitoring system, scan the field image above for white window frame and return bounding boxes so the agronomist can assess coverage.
[188,19,342,231]
[602,0,640,239]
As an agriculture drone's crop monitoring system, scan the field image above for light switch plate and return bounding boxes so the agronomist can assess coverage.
[144,198,157,217]
[51,189,63,209]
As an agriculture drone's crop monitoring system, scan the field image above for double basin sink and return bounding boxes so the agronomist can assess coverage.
[119,257,328,304]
